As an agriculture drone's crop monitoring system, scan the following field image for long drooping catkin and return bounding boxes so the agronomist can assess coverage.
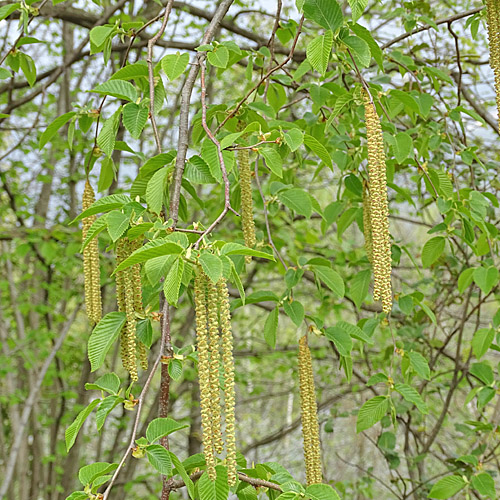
[237,127,256,263]
[362,180,373,264]
[194,272,216,480]
[217,278,237,486]
[363,92,392,314]
[298,335,322,485]
[486,0,500,127]
[82,180,102,324]
[207,278,223,455]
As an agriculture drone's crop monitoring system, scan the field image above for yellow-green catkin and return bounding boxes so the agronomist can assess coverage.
[363,92,392,314]
[217,278,237,486]
[298,335,322,486]
[237,123,256,263]
[194,272,216,480]
[362,180,373,264]
[82,180,102,324]
[486,0,500,128]
[207,278,223,455]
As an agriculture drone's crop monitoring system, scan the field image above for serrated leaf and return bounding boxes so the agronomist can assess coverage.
[122,102,148,139]
[164,257,184,305]
[146,445,172,475]
[85,373,121,395]
[393,131,413,163]
[284,129,304,152]
[421,237,445,268]
[136,318,153,348]
[347,0,368,22]
[78,462,118,486]
[110,62,149,81]
[65,492,88,500]
[72,194,131,223]
[264,307,279,348]
[279,188,312,218]
[0,3,20,22]
[407,352,430,380]
[198,467,229,500]
[107,210,129,242]
[95,395,123,431]
[199,253,223,283]
[394,383,428,414]
[146,418,189,443]
[428,475,466,499]
[472,328,494,359]
[306,30,333,76]
[39,111,76,149]
[283,300,304,327]
[337,320,373,345]
[185,156,217,184]
[325,326,352,356]
[356,396,388,432]
[207,46,229,68]
[343,35,371,68]
[261,147,283,178]
[162,52,190,80]
[19,52,36,87]
[88,312,126,372]
[80,215,108,252]
[471,472,495,498]
[349,269,370,308]
[146,166,168,214]
[303,0,343,32]
[170,452,195,499]
[221,242,274,260]
[305,484,340,500]
[65,399,100,451]
[90,25,114,48]
[303,134,332,168]
[458,268,475,293]
[313,266,344,298]
[97,108,122,157]
[93,80,137,102]
[351,23,383,70]
[473,266,499,295]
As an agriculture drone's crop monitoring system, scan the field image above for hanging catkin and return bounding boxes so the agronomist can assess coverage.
[82,180,102,325]
[217,278,237,486]
[362,180,373,264]
[237,123,256,263]
[298,335,322,486]
[486,0,500,127]
[363,91,392,314]
[194,272,216,480]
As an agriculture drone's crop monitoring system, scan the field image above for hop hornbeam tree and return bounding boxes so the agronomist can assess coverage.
[1,1,500,500]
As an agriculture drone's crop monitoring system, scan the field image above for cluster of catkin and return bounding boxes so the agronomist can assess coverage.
[486,0,500,126]
[237,123,256,263]
[115,237,148,382]
[194,271,237,484]
[363,91,392,314]
[82,180,102,325]
[298,335,322,486]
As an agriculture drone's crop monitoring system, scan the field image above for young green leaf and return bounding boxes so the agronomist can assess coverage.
[428,475,466,499]
[356,396,389,433]
[65,399,101,451]
[161,52,190,80]
[263,307,279,348]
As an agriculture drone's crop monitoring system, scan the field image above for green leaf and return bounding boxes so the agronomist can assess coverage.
[336,320,373,345]
[198,467,229,500]
[146,445,172,475]
[65,492,88,500]
[303,134,332,168]
[199,252,223,283]
[428,475,466,499]
[185,156,218,184]
[90,25,114,48]
[349,269,370,308]
[146,417,189,443]
[65,399,100,451]
[19,52,36,86]
[146,166,168,215]
[343,35,371,68]
[93,80,138,102]
[85,373,121,395]
[313,266,344,298]
[394,383,428,414]
[170,452,195,500]
[393,132,413,163]
[207,46,229,68]
[306,30,333,75]
[80,215,108,252]
[162,52,190,80]
[0,67,12,79]
[471,472,495,498]
[78,462,118,486]
[221,242,274,260]
[347,0,368,22]
[261,147,283,178]
[303,0,343,32]
[283,300,304,327]
[106,210,129,242]
[0,3,20,22]
[407,352,430,380]
[421,237,445,268]
[72,194,131,223]
[356,396,389,432]
[458,268,475,293]
[97,108,122,157]
[110,62,149,81]
[325,326,353,356]
[470,362,494,386]
[471,328,494,359]
[39,111,76,149]
[279,188,313,218]
[305,484,340,500]
[284,129,304,152]
[264,307,279,348]
[114,239,183,273]
[122,102,148,139]
[137,318,153,348]
[88,312,126,372]
[164,257,184,306]
[473,266,499,295]
[96,396,123,431]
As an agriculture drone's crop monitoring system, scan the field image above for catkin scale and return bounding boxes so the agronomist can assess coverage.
[194,272,216,480]
[218,279,237,486]
[362,180,373,264]
[486,0,500,128]
[298,335,322,485]
[82,180,102,324]
[363,92,392,314]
